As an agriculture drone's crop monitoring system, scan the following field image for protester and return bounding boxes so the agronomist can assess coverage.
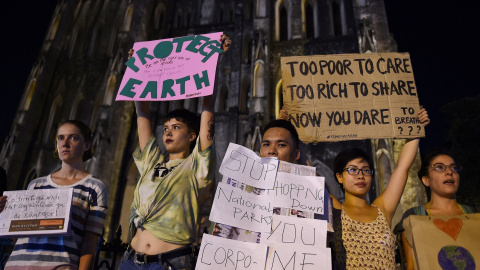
[330,108,429,269]
[1,120,108,269]
[118,35,230,270]
[395,150,479,270]
[260,119,333,224]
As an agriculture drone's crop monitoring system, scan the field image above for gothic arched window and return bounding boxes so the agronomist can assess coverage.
[43,95,63,143]
[154,2,166,31]
[304,1,315,39]
[276,0,289,41]
[122,5,134,32]
[253,61,265,97]
[103,74,117,106]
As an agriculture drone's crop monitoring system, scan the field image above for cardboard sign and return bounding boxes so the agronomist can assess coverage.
[260,215,328,248]
[0,188,73,237]
[281,52,424,142]
[403,214,480,270]
[116,32,223,101]
[209,182,274,233]
[196,234,268,270]
[219,143,279,189]
[269,172,325,215]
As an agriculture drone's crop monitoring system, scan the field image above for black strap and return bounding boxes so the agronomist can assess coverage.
[130,245,194,264]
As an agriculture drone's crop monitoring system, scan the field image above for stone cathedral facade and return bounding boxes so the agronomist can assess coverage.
[0,0,426,242]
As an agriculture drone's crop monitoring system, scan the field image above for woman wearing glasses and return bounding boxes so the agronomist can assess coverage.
[395,151,478,270]
[330,107,430,269]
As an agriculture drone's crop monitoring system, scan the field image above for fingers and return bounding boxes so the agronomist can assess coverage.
[220,34,232,52]
[0,196,7,212]
[128,48,134,59]
[417,106,430,126]
[277,106,290,120]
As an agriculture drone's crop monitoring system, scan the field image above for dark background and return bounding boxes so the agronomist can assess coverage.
[2,1,479,154]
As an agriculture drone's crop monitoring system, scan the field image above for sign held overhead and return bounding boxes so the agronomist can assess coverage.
[281,52,424,142]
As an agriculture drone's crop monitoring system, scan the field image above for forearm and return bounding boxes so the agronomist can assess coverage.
[402,232,415,270]
[135,101,152,151]
[198,74,217,151]
[78,232,100,270]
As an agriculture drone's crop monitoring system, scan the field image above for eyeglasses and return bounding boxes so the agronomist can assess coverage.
[431,163,462,173]
[343,167,374,176]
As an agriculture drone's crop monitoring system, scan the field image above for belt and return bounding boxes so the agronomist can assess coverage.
[128,245,195,265]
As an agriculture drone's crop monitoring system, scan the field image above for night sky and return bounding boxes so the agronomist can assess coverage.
[1,1,479,153]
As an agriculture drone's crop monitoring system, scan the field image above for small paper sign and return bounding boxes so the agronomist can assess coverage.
[196,234,268,270]
[209,182,274,233]
[270,172,325,215]
[0,188,73,237]
[219,143,279,189]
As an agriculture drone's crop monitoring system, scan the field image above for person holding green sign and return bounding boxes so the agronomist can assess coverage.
[330,107,429,269]
[118,35,230,270]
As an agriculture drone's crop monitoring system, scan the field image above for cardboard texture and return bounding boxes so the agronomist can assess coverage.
[403,214,480,270]
[281,52,424,142]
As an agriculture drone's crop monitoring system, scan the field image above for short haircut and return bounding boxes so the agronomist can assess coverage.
[262,119,300,150]
[417,149,453,179]
[164,109,200,151]
[53,120,93,161]
[333,148,374,182]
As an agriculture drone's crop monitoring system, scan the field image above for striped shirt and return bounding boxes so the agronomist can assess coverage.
[5,174,108,270]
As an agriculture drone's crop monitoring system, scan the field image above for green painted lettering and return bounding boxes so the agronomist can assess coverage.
[193,70,210,90]
[161,79,176,98]
[120,78,143,98]
[139,81,157,99]
[176,76,190,95]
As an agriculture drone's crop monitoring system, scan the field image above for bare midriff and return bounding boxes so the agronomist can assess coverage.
[131,228,185,255]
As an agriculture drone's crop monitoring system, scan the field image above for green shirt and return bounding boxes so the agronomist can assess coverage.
[130,135,214,245]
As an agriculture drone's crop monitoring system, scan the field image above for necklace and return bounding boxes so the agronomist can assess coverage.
[427,201,465,215]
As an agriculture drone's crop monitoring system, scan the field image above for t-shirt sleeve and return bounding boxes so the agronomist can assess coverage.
[191,137,214,189]
[84,180,109,235]
[394,207,416,234]
[133,135,164,181]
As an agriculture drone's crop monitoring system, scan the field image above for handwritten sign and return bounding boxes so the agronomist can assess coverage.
[116,32,223,101]
[270,172,325,215]
[196,234,268,270]
[209,183,274,233]
[265,244,332,270]
[281,52,424,142]
[260,215,328,248]
[219,143,279,189]
[0,188,73,237]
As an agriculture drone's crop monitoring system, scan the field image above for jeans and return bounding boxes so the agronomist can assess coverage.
[118,247,195,270]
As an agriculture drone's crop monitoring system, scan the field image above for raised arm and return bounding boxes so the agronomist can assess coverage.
[127,48,153,151]
[135,101,152,151]
[373,107,430,221]
[198,35,231,151]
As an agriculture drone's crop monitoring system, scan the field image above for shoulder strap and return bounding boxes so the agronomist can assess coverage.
[459,204,475,214]
[413,205,428,215]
